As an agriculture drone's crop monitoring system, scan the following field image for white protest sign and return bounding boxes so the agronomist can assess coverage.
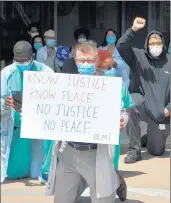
[21,71,122,144]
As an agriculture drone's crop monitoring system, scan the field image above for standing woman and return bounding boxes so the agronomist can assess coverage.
[27,26,39,44]
[98,29,130,88]
[32,35,44,54]
[70,28,90,58]
[31,35,44,61]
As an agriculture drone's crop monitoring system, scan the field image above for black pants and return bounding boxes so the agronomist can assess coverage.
[126,93,170,156]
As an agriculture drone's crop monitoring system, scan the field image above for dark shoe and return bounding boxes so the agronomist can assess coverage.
[117,172,127,201]
[141,134,148,148]
[124,149,142,164]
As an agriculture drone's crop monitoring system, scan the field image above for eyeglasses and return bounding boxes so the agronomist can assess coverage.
[75,58,97,64]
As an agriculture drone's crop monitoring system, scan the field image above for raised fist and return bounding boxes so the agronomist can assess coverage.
[132,17,146,32]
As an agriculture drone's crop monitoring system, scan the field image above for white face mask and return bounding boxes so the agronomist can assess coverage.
[78,38,87,43]
[30,32,39,38]
[149,45,163,57]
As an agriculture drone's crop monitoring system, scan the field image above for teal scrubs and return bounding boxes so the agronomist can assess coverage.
[7,112,32,179]
[40,140,53,175]
[6,61,47,179]
[113,83,134,170]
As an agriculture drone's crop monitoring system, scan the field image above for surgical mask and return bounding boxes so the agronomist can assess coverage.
[77,62,96,75]
[34,43,43,50]
[16,62,32,73]
[106,36,116,45]
[46,39,56,47]
[78,38,87,43]
[149,45,163,57]
[168,49,170,54]
[31,32,39,38]
[56,60,64,67]
[104,68,116,77]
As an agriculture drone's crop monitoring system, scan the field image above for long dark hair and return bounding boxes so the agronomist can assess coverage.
[101,28,117,47]
[31,35,45,53]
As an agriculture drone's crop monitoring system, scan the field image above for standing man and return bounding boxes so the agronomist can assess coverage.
[116,17,170,163]
[36,30,57,71]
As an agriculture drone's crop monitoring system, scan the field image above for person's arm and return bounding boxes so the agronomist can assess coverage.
[115,59,130,88]
[1,68,12,114]
[120,109,129,130]
[41,64,54,73]
[164,104,170,117]
[120,83,134,131]
[122,82,134,110]
[36,48,44,63]
[121,67,130,89]
[116,17,146,67]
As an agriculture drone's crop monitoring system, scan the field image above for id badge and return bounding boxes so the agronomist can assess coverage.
[159,124,166,130]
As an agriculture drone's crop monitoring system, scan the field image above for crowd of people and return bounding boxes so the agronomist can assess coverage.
[1,17,170,203]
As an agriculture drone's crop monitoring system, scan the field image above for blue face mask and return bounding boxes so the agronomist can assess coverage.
[34,43,43,50]
[104,68,116,77]
[56,60,64,67]
[16,62,32,73]
[46,39,56,47]
[77,63,96,75]
[106,36,116,45]
[168,49,170,54]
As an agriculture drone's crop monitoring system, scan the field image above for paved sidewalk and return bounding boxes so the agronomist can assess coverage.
[1,146,170,203]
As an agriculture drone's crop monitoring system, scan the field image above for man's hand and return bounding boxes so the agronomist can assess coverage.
[164,108,170,117]
[5,96,13,108]
[132,17,146,32]
[5,96,22,112]
[120,116,125,131]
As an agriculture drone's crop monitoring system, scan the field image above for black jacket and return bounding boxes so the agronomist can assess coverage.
[116,28,170,124]
[62,58,78,74]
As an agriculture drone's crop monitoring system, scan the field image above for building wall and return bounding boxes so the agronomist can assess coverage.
[57,2,120,48]
[90,2,120,47]
[57,3,79,48]
[125,1,149,49]
[56,1,170,49]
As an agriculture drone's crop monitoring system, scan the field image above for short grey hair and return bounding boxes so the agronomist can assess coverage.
[74,40,98,58]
